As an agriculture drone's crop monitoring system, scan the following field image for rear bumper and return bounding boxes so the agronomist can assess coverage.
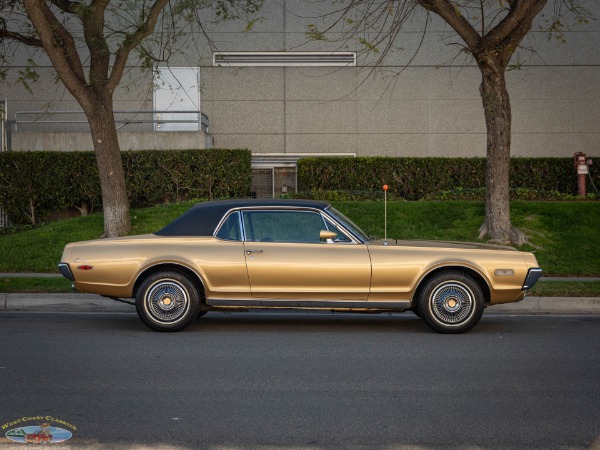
[58,262,75,282]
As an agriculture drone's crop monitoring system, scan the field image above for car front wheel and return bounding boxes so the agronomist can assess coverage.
[136,271,201,332]
[417,270,485,334]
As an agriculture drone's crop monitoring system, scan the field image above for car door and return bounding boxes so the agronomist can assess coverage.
[242,209,371,300]
[196,210,251,300]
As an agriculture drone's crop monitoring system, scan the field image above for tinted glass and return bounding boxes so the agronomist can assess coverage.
[242,210,326,243]
[324,218,352,242]
[215,212,242,241]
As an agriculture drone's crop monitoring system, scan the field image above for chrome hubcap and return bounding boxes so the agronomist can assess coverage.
[146,280,189,323]
[430,282,474,325]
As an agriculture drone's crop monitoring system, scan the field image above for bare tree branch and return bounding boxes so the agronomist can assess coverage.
[49,0,83,15]
[0,28,42,47]
[417,0,482,51]
[485,0,548,51]
[108,0,169,92]
[81,0,111,87]
[22,0,87,100]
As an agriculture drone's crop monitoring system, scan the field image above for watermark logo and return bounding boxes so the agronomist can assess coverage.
[3,416,76,445]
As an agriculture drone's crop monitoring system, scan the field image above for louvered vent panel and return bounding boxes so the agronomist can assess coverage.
[214,52,356,67]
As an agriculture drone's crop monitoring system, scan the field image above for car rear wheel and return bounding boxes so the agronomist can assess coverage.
[136,271,201,332]
[417,270,484,334]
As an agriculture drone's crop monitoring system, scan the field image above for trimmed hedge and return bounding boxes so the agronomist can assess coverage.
[3,152,597,225]
[0,149,251,225]
[297,157,599,200]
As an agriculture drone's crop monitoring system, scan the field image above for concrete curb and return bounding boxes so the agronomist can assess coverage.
[1,293,600,315]
[1,293,134,313]
[486,296,600,315]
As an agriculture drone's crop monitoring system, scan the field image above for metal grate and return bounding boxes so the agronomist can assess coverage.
[251,166,298,198]
[274,167,296,196]
[251,168,274,198]
[0,207,10,228]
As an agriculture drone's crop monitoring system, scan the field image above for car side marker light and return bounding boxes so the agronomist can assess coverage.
[494,269,515,276]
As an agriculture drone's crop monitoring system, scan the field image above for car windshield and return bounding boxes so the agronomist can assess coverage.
[326,207,370,243]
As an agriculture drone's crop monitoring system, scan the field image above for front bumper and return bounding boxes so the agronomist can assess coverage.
[522,268,543,290]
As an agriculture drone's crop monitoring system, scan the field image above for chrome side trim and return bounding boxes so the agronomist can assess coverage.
[523,268,543,290]
[207,299,412,310]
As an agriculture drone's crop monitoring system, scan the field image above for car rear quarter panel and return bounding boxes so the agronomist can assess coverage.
[67,236,250,299]
[68,237,159,296]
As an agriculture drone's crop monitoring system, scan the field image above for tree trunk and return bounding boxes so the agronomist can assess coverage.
[84,93,131,238]
[477,64,526,246]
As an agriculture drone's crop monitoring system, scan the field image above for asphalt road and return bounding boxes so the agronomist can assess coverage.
[1,311,599,449]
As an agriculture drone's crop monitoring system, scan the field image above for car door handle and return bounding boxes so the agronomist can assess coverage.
[245,249,264,255]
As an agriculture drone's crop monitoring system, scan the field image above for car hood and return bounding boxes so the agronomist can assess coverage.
[368,239,517,252]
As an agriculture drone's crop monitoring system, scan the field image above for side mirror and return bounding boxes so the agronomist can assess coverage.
[320,230,337,242]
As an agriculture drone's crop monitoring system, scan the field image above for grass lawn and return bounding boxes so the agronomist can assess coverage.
[0,277,73,293]
[528,279,600,297]
[0,200,598,277]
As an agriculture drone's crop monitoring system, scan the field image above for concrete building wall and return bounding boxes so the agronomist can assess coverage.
[1,0,599,157]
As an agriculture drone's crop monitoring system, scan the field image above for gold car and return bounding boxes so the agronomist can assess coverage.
[58,199,542,333]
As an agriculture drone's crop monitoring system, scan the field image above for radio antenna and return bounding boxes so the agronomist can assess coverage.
[383,184,388,246]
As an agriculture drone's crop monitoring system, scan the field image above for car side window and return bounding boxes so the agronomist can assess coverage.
[215,211,242,241]
[324,218,351,243]
[242,210,326,243]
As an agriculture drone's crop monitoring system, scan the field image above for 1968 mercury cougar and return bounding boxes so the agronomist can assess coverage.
[59,199,542,333]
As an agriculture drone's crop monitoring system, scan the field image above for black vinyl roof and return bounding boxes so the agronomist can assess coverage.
[155,199,331,237]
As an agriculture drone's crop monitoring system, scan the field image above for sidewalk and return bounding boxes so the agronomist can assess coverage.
[1,292,600,315]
